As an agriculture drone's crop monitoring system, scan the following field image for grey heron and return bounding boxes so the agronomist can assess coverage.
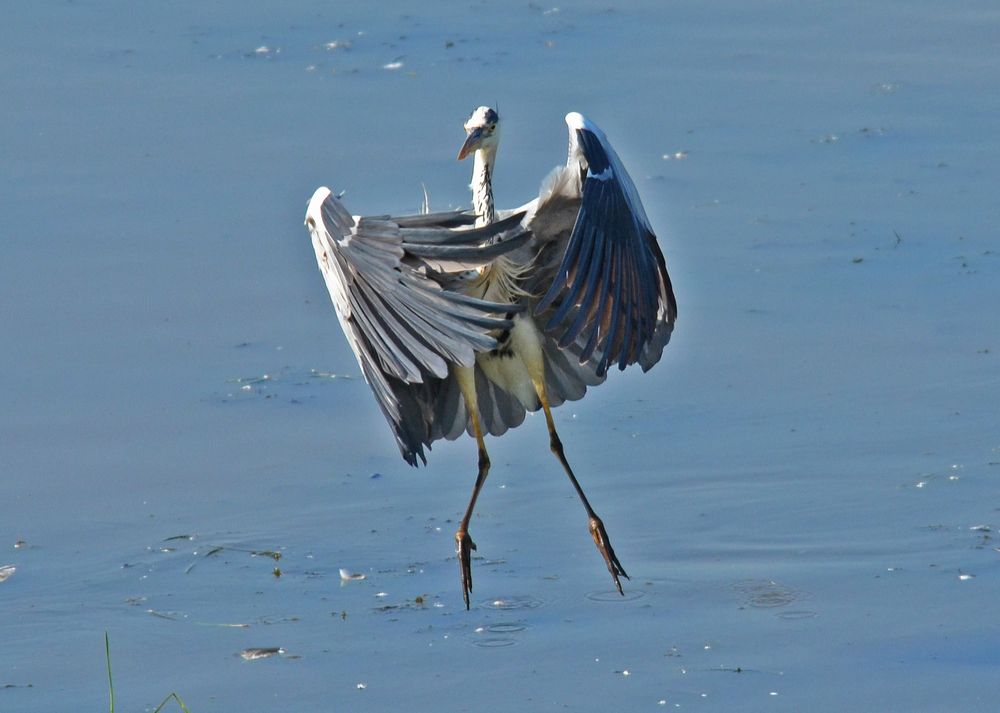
[305,107,676,608]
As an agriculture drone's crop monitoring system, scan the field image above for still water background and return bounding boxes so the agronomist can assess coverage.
[3,1,999,710]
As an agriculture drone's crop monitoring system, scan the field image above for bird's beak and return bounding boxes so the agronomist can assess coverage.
[457,127,483,160]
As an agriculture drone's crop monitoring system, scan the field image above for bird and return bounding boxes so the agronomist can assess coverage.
[305,106,676,609]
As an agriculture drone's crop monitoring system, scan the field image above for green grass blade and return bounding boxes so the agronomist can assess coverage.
[104,633,191,712]
[152,692,192,713]
[105,631,115,713]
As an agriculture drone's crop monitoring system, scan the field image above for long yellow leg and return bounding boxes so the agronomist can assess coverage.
[512,317,629,594]
[531,376,629,594]
[453,365,490,610]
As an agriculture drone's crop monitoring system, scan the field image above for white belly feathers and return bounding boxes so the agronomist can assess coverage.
[476,313,544,412]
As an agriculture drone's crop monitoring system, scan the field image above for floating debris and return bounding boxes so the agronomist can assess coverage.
[372,595,438,614]
[482,594,545,610]
[356,682,367,690]
[339,568,366,581]
[325,40,353,51]
[251,549,282,561]
[241,647,283,661]
[256,615,300,626]
[147,609,183,620]
[661,151,688,161]
[310,369,356,380]
[229,374,271,385]
[874,81,900,94]
[0,565,15,583]
[251,45,280,58]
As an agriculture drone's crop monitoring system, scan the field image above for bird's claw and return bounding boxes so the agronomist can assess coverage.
[589,516,629,595]
[455,529,477,610]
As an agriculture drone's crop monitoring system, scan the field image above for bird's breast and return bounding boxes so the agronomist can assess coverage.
[475,315,542,411]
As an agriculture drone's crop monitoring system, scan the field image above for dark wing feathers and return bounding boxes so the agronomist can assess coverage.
[403,230,531,262]
[533,117,676,377]
[398,210,525,244]
[392,209,478,228]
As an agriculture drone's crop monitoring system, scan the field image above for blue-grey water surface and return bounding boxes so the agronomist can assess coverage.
[2,1,999,711]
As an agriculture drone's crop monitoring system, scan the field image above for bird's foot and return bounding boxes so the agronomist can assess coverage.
[455,529,477,610]
[588,515,629,595]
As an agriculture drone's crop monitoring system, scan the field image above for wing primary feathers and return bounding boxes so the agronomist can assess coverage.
[400,211,526,245]
[559,229,610,349]
[393,209,477,228]
[403,230,531,262]
[544,222,598,330]
[530,116,675,378]
[616,241,635,370]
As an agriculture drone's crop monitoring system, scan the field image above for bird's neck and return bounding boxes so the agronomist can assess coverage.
[470,149,496,227]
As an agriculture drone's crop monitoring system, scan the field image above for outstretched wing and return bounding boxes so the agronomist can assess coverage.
[530,113,677,377]
[305,187,530,464]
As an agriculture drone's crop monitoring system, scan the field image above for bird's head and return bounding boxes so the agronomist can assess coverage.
[457,106,501,160]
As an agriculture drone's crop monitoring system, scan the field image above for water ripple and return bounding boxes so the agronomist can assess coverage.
[586,589,646,603]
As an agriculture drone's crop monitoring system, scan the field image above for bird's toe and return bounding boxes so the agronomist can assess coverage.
[455,529,477,609]
[588,516,629,595]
